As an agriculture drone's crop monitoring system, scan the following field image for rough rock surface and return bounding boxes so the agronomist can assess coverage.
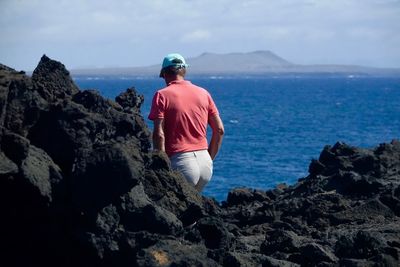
[0,56,399,266]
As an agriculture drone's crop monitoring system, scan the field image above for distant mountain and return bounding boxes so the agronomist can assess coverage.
[71,51,400,76]
[187,51,293,73]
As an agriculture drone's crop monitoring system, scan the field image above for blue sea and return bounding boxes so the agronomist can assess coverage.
[75,74,400,201]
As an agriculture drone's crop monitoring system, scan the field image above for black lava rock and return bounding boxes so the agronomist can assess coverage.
[1,56,399,267]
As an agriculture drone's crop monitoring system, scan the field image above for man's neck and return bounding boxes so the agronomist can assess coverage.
[165,75,185,85]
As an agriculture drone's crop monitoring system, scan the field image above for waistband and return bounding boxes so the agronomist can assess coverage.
[170,149,209,160]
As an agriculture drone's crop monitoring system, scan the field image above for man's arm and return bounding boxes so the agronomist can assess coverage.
[152,118,166,152]
[208,114,224,160]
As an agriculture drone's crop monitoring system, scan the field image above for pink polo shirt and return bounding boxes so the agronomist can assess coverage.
[148,80,219,157]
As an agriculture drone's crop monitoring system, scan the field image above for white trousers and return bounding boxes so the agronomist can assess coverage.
[170,150,213,192]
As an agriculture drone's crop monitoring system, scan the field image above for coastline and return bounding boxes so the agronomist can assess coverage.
[1,56,399,266]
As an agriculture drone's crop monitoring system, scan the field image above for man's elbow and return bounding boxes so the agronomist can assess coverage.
[219,127,225,136]
[214,125,225,137]
[153,132,165,142]
[153,129,164,137]
[152,129,164,141]
[210,115,225,137]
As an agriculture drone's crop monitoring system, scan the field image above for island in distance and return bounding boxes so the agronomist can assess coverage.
[70,50,400,77]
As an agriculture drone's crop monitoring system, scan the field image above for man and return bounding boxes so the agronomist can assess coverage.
[148,53,224,192]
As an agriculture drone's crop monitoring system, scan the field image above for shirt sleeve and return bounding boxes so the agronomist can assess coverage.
[207,93,219,118]
[148,91,165,120]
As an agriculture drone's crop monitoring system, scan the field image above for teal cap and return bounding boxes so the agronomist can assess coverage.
[160,53,188,77]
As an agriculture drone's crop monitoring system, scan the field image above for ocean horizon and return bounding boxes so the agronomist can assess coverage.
[75,74,400,201]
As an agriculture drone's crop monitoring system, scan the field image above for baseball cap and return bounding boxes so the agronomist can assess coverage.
[159,53,188,77]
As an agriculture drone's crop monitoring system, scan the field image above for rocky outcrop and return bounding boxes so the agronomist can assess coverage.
[0,56,399,266]
[222,142,400,266]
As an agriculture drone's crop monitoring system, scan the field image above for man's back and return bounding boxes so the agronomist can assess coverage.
[149,80,218,156]
[149,53,224,192]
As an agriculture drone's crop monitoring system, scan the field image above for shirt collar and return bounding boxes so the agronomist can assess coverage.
[168,79,191,86]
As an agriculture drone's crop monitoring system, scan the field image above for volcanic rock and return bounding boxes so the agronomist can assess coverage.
[1,56,399,266]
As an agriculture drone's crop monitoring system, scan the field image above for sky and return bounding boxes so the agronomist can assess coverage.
[0,0,399,71]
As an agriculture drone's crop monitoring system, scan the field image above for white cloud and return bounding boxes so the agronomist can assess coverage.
[0,0,399,70]
[180,30,211,43]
